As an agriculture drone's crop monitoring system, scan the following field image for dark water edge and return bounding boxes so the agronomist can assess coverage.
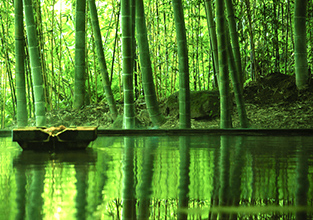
[0,134,313,219]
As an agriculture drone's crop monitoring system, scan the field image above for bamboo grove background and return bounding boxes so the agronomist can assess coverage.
[0,0,312,127]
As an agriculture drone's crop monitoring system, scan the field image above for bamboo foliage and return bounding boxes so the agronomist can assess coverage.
[172,0,191,129]
[88,0,118,120]
[74,0,86,109]
[23,0,46,126]
[2,1,17,118]
[15,0,28,127]
[135,0,165,127]
[0,0,311,128]
[294,0,308,90]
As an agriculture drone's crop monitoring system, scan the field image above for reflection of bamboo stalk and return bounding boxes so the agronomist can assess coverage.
[121,137,136,219]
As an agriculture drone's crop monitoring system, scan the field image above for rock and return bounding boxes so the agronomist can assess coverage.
[111,115,144,129]
[163,90,220,120]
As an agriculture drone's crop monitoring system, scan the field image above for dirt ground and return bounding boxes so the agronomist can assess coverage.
[29,73,313,129]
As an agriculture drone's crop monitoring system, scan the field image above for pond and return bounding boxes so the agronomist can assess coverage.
[0,134,313,219]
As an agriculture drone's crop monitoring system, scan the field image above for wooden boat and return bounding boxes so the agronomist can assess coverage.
[12,126,98,150]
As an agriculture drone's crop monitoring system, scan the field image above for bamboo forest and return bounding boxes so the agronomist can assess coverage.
[0,0,311,129]
[1,1,313,220]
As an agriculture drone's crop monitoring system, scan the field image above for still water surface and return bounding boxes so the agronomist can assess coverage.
[0,135,313,219]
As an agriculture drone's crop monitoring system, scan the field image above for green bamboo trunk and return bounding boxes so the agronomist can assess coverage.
[172,0,191,129]
[121,0,135,129]
[73,0,86,109]
[88,0,118,120]
[15,0,28,127]
[225,25,249,128]
[225,0,244,86]
[23,0,46,126]
[294,0,308,90]
[216,0,232,128]
[135,0,165,127]
[204,0,219,88]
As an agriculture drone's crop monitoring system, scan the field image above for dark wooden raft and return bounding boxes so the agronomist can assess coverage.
[12,126,98,150]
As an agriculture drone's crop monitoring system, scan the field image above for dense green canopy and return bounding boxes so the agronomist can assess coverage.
[0,0,311,128]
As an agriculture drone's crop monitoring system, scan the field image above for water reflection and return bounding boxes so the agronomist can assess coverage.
[177,136,190,220]
[122,137,136,219]
[13,149,97,220]
[0,135,313,219]
[137,137,158,219]
[295,139,309,220]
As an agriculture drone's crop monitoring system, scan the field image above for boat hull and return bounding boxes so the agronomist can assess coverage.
[12,127,97,151]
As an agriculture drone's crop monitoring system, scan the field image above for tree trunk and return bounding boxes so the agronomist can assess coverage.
[225,3,250,128]
[172,0,191,129]
[216,0,232,128]
[244,0,256,80]
[121,0,135,129]
[294,0,308,90]
[15,0,28,127]
[225,0,244,86]
[136,0,165,127]
[23,0,46,126]
[88,0,118,120]
[73,0,86,109]
[204,0,219,88]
